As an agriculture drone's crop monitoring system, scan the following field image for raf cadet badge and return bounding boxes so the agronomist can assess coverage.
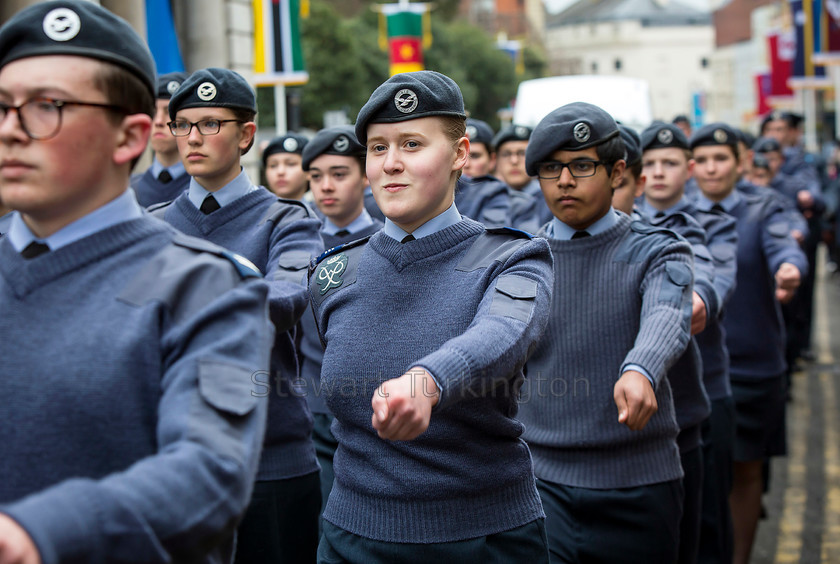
[317,253,348,295]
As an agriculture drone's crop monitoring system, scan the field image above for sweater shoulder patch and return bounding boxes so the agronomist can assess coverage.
[146,200,174,218]
[260,197,316,225]
[456,228,533,272]
[617,220,684,264]
[171,233,262,279]
[308,236,370,303]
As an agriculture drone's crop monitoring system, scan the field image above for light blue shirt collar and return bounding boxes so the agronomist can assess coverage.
[521,178,543,198]
[694,190,741,213]
[547,207,618,240]
[640,199,680,219]
[151,157,186,181]
[7,189,143,252]
[187,168,257,210]
[383,203,461,242]
[322,208,374,236]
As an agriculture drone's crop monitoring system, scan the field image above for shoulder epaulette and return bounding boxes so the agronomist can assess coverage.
[312,235,372,267]
[145,199,174,218]
[171,233,262,279]
[484,226,534,239]
[260,196,316,225]
[629,219,682,239]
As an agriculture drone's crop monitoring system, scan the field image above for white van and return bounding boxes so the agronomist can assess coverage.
[512,75,653,132]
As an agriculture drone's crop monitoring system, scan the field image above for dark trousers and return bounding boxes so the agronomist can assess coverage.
[678,445,704,564]
[697,397,735,564]
[317,518,548,564]
[537,478,683,563]
[312,412,338,522]
[235,472,322,564]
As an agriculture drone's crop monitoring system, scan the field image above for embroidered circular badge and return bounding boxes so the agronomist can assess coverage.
[515,125,530,139]
[573,122,591,143]
[166,80,181,95]
[713,129,728,143]
[283,138,299,152]
[43,8,81,42]
[317,253,348,295]
[394,89,419,114]
[197,82,217,101]
[466,125,477,139]
[657,129,674,144]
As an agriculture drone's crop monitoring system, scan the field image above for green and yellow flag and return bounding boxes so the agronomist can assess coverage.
[253,0,309,86]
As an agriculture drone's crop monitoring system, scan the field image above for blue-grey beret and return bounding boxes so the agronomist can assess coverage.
[640,123,689,152]
[169,67,256,119]
[157,71,188,100]
[738,129,756,148]
[493,124,532,151]
[619,125,642,166]
[761,110,802,131]
[466,118,495,149]
[752,136,782,154]
[301,125,365,171]
[0,0,156,99]
[689,123,739,150]
[262,133,309,166]
[355,71,466,145]
[524,102,620,177]
[672,114,691,125]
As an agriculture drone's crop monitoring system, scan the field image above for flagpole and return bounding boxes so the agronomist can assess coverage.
[813,52,840,140]
[275,85,287,136]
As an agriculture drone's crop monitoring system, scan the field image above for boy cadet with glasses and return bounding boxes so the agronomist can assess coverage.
[0,2,271,562]
[153,67,324,564]
[518,102,695,563]
[130,71,190,207]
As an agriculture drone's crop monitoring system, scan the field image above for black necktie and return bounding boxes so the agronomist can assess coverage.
[571,231,590,240]
[200,194,221,214]
[654,211,665,219]
[401,234,415,244]
[711,204,725,213]
[21,241,50,259]
[157,169,173,184]
[334,229,350,237]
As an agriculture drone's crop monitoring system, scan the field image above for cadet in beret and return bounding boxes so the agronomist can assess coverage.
[612,124,645,214]
[262,132,309,200]
[151,67,325,564]
[0,2,272,562]
[463,117,495,178]
[296,125,383,521]
[519,102,694,563]
[748,152,773,186]
[690,122,808,564]
[673,114,693,139]
[130,71,189,207]
[638,121,730,564]
[308,70,554,562]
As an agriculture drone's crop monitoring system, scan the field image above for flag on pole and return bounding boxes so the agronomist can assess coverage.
[825,0,840,50]
[756,72,772,115]
[377,2,432,76]
[145,0,184,74]
[768,29,795,95]
[253,0,308,86]
[791,0,826,76]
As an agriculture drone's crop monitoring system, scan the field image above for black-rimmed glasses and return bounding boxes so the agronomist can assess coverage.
[168,119,243,137]
[0,97,127,140]
[537,160,605,179]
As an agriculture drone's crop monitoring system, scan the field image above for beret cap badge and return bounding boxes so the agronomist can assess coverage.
[43,8,81,42]
[197,82,217,101]
[515,125,529,138]
[657,129,674,144]
[713,129,727,143]
[166,80,180,95]
[283,138,299,152]
[333,136,350,152]
[394,89,419,114]
[573,122,591,143]
[466,125,477,139]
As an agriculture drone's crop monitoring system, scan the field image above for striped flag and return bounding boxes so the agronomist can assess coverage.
[768,29,795,95]
[145,0,184,73]
[253,0,308,86]
[378,3,432,76]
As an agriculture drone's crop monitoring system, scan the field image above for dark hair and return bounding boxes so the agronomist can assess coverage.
[438,115,467,180]
[595,136,626,175]
[627,160,643,180]
[230,108,258,154]
[92,62,155,170]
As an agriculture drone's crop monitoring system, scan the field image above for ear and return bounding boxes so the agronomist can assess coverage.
[452,136,469,172]
[609,159,627,189]
[113,114,152,166]
[635,173,646,198]
[239,121,257,152]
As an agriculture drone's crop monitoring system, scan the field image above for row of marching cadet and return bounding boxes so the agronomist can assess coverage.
[0,1,816,563]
